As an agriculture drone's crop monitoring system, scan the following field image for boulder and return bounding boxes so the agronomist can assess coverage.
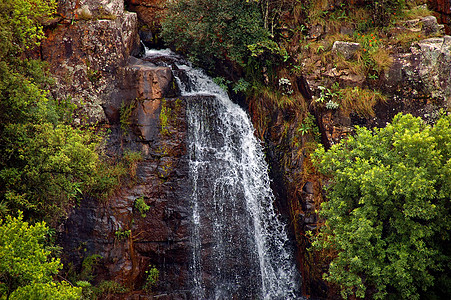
[125,64,176,101]
[332,41,361,59]
[383,36,451,109]
[104,57,179,124]
[421,16,444,35]
[58,0,124,20]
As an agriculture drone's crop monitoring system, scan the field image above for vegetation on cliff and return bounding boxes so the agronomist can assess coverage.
[0,0,127,298]
[161,0,269,69]
[1,0,449,298]
[313,113,451,299]
[0,213,81,299]
[0,0,100,223]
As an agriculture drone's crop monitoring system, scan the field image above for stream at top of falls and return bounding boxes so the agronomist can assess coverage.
[144,48,302,300]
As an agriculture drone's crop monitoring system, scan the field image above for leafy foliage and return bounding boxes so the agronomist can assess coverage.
[0,0,56,55]
[0,213,81,299]
[312,113,451,299]
[144,265,159,292]
[134,196,150,218]
[161,0,269,68]
[1,124,99,221]
[0,0,102,223]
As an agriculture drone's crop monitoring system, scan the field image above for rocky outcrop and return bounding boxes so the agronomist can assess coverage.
[125,0,167,47]
[263,12,451,298]
[105,57,179,125]
[60,96,192,297]
[42,0,140,124]
[384,36,451,108]
[47,1,191,297]
[58,0,125,19]
[308,34,450,146]
[331,41,361,59]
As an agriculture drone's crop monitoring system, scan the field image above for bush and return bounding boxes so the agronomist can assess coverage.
[0,213,81,299]
[0,0,104,224]
[161,0,269,69]
[312,113,451,299]
[134,196,150,218]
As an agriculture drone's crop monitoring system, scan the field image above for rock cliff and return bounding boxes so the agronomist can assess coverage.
[44,1,192,298]
[43,0,140,124]
[40,0,451,299]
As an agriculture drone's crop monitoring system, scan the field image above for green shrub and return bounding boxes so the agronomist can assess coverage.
[159,99,172,136]
[114,228,131,241]
[80,254,102,282]
[134,196,150,218]
[0,213,81,299]
[120,99,137,132]
[144,265,159,292]
[94,280,128,298]
[312,113,451,299]
[161,0,269,69]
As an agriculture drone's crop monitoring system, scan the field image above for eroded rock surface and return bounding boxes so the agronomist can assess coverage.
[332,41,361,59]
[47,1,191,297]
[58,0,125,20]
[60,97,192,298]
[42,8,139,123]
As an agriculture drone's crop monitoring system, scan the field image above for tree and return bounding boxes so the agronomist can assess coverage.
[0,213,81,299]
[312,113,451,299]
[160,0,269,68]
[0,0,100,223]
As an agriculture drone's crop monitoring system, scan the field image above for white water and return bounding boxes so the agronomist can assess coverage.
[145,49,301,299]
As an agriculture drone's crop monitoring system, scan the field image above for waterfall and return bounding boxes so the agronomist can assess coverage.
[144,49,301,299]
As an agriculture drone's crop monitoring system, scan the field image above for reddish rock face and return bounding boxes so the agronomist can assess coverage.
[125,0,166,27]
[124,0,167,47]
[46,2,192,297]
[59,96,192,297]
[428,0,451,33]
[41,12,140,124]
[57,0,125,21]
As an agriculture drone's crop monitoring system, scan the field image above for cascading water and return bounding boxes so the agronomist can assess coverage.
[144,49,301,299]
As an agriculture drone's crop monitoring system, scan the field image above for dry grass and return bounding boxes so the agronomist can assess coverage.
[370,47,393,73]
[347,7,371,26]
[338,86,387,118]
[391,30,425,50]
[402,4,433,19]
[307,0,333,24]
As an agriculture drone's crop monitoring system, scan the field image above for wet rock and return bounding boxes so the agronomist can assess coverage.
[59,98,191,295]
[332,41,361,59]
[135,99,161,142]
[139,28,154,47]
[125,0,166,47]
